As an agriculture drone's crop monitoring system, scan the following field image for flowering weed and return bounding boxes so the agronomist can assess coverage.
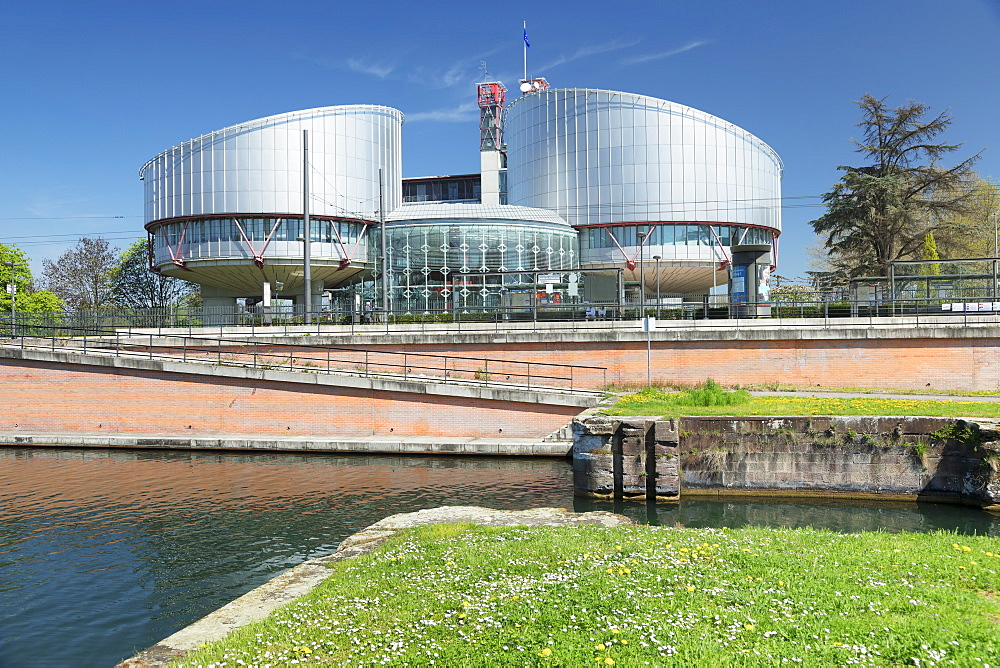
[177,525,1000,666]
[613,389,1000,419]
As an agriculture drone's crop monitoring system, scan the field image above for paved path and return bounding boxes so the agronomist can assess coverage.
[751,390,1000,403]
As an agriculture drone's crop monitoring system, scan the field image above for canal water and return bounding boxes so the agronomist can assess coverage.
[1,447,998,668]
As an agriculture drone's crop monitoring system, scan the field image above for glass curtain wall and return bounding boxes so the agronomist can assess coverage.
[151,216,366,264]
[382,222,578,313]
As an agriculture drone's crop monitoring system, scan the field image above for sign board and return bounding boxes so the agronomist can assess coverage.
[537,273,561,284]
[640,316,657,332]
[5,284,14,295]
[731,266,747,303]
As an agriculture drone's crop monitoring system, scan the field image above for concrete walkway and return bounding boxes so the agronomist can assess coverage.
[0,430,573,456]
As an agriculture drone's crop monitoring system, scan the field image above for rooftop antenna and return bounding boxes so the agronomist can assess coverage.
[519,21,549,95]
[480,60,490,80]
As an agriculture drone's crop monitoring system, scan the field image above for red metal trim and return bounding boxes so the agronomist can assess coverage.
[574,220,781,237]
[164,221,190,270]
[606,224,658,270]
[707,225,732,269]
[144,212,373,232]
[232,217,284,267]
[327,219,351,269]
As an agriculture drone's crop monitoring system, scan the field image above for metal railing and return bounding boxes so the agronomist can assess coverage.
[2,325,608,394]
[4,295,1000,340]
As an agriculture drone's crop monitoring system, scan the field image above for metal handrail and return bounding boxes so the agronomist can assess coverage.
[1,324,608,394]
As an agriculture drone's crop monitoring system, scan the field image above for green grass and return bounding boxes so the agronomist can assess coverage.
[611,386,1000,418]
[175,524,1000,666]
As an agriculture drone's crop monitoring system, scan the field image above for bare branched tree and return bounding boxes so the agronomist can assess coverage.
[40,237,118,311]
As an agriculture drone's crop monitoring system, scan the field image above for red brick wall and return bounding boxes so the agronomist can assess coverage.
[0,359,581,438]
[356,337,998,391]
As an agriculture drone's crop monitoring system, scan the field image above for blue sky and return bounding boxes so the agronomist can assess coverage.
[1,0,998,281]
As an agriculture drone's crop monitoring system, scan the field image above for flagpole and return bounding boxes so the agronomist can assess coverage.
[523,20,527,81]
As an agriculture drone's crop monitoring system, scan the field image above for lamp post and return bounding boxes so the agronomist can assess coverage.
[652,254,661,314]
[637,231,651,386]
[302,129,312,325]
[636,231,646,318]
[3,261,24,338]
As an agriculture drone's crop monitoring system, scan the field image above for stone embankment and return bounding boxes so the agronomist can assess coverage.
[573,416,1000,509]
[117,506,632,668]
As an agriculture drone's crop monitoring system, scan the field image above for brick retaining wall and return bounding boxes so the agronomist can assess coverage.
[356,337,998,391]
[0,357,583,440]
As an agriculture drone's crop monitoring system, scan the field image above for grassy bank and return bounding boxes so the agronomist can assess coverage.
[177,524,999,666]
[611,385,1000,418]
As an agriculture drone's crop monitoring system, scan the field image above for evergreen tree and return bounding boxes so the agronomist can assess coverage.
[811,94,981,277]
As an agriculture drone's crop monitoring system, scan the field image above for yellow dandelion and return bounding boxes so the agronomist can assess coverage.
[686,585,696,591]
[744,623,755,631]
[538,648,553,657]
[610,628,620,634]
[605,659,616,665]
[596,643,606,651]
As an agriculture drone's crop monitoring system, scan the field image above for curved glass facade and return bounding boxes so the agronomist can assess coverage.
[383,204,577,312]
[504,88,782,294]
[505,88,782,231]
[140,105,402,292]
[152,216,367,266]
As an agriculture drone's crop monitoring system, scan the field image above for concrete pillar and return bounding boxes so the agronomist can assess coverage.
[573,417,679,501]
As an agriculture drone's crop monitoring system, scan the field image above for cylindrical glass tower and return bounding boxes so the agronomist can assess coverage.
[505,88,782,295]
[139,105,404,301]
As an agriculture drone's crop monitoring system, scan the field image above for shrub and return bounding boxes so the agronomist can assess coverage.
[673,379,751,407]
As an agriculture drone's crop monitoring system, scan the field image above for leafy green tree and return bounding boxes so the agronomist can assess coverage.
[108,238,194,308]
[0,243,62,313]
[811,94,981,277]
[919,232,940,275]
[933,177,1000,258]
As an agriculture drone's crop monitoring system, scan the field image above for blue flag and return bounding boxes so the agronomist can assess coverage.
[524,28,530,48]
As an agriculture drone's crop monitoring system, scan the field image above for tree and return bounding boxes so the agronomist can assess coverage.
[810,94,981,277]
[40,237,118,310]
[0,243,62,313]
[932,177,1000,258]
[108,238,195,308]
[919,232,940,275]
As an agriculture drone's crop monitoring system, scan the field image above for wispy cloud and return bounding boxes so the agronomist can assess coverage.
[405,102,479,123]
[620,40,709,66]
[535,39,643,72]
[346,57,396,79]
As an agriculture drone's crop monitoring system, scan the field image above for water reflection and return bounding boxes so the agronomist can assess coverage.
[576,496,1000,536]
[0,447,575,668]
[1,447,996,668]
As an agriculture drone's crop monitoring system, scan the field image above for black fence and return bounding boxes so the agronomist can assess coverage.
[3,294,1000,339]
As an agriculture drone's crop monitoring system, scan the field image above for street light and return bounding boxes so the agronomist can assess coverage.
[652,254,661,313]
[3,261,25,338]
[636,231,647,318]
[636,231,651,387]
